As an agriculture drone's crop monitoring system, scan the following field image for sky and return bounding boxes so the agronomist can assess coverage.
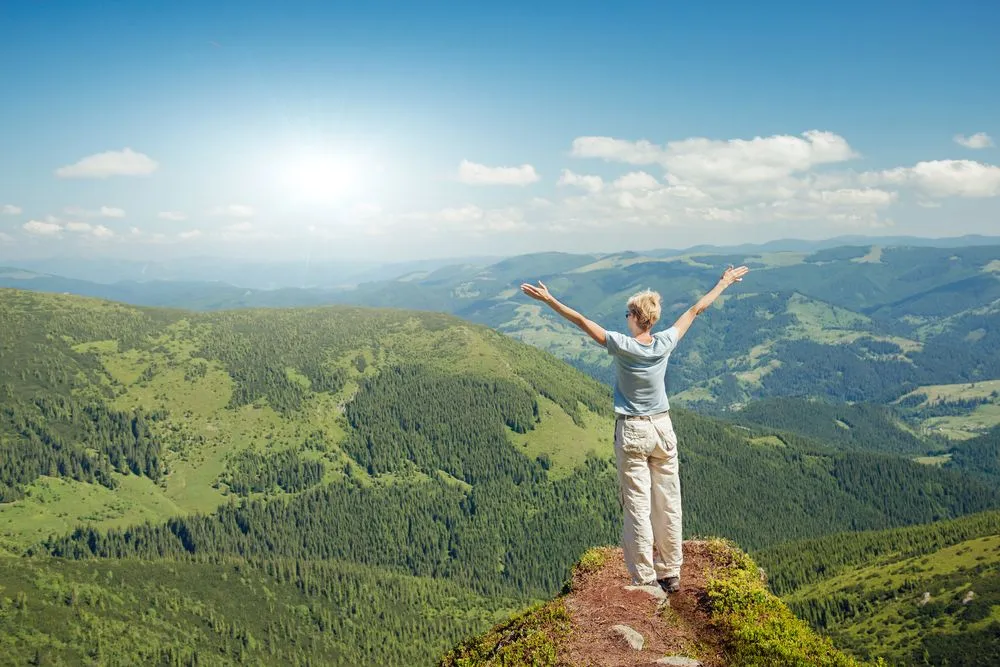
[1,0,998,263]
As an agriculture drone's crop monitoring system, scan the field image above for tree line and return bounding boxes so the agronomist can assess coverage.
[0,392,164,501]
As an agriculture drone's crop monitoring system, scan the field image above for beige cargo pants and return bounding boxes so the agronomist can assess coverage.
[614,410,682,585]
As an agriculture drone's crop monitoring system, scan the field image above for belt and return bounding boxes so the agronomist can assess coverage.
[616,410,669,421]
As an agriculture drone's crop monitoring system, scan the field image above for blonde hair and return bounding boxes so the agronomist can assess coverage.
[627,289,661,331]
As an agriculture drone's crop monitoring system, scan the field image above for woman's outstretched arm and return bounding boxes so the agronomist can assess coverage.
[670,265,750,342]
[520,280,607,345]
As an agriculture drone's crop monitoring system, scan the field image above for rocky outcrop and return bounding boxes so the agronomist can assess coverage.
[441,539,869,666]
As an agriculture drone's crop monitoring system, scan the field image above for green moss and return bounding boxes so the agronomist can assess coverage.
[573,547,611,576]
[439,600,572,667]
[704,539,883,666]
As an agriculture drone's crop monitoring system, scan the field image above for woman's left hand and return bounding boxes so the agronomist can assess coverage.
[720,265,750,287]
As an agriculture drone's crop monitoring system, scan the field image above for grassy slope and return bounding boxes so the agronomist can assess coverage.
[508,396,614,479]
[787,534,1000,664]
[756,511,1000,664]
[898,380,1000,440]
[2,315,354,548]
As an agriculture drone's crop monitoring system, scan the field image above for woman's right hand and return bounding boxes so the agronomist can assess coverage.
[520,280,553,303]
[720,265,750,287]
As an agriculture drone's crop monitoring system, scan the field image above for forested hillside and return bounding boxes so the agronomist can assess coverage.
[722,396,933,455]
[0,554,512,665]
[2,287,1000,663]
[758,511,1000,665]
[946,427,1000,483]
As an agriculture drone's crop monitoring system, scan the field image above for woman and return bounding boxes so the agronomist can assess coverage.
[520,264,749,592]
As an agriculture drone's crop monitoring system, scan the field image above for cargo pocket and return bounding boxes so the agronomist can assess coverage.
[619,419,657,456]
[653,417,678,454]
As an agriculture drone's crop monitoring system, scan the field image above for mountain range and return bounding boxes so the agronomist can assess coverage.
[1,237,1000,664]
[5,240,1000,435]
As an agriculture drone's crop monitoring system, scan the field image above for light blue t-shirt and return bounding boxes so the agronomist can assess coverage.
[604,327,679,416]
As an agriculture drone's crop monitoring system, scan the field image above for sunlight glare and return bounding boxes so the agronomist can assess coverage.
[280,153,358,202]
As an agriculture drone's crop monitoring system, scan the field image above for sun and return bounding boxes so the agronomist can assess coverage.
[279,153,358,202]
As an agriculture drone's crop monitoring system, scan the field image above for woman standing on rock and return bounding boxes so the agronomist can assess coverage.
[521,265,749,592]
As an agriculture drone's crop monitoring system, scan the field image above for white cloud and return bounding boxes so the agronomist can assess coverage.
[210,204,255,218]
[457,160,540,186]
[460,207,525,233]
[807,188,898,206]
[552,130,906,232]
[394,149,911,238]
[223,222,254,233]
[55,148,158,178]
[98,206,124,218]
[439,205,484,223]
[684,207,745,223]
[572,130,858,184]
[954,132,994,149]
[557,169,604,193]
[875,160,1000,197]
[666,131,857,183]
[612,189,676,212]
[2,204,21,215]
[479,210,527,233]
[571,137,664,165]
[762,190,895,226]
[399,204,526,234]
[158,211,188,221]
[0,232,14,245]
[23,220,62,236]
[179,230,203,240]
[64,205,126,219]
[613,171,660,191]
[61,221,115,238]
[552,164,896,231]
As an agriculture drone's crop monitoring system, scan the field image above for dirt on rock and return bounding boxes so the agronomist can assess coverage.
[559,541,727,667]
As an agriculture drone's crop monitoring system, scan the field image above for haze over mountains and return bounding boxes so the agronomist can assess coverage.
[7,234,999,289]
